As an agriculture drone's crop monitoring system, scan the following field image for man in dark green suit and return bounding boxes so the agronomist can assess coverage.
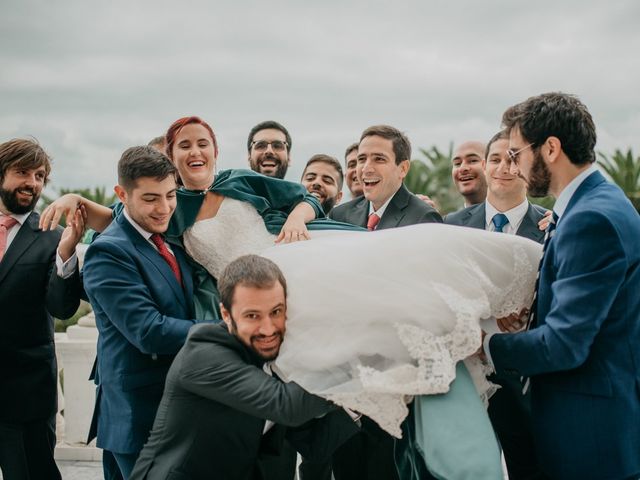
[445,131,546,479]
[131,255,358,480]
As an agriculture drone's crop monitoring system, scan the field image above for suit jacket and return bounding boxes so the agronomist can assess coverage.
[445,201,546,479]
[444,201,546,243]
[329,184,442,228]
[131,323,358,480]
[489,171,640,479]
[0,211,81,423]
[83,213,199,454]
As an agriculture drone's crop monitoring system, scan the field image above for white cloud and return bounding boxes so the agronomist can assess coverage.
[1,0,639,189]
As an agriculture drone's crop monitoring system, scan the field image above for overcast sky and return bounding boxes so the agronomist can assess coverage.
[2,0,639,193]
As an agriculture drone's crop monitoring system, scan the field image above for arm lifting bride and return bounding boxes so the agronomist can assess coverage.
[41,116,542,479]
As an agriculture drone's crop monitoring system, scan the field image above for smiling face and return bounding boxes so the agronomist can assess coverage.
[115,175,177,234]
[0,165,46,214]
[171,123,217,190]
[451,141,487,206]
[357,135,409,211]
[345,148,363,197]
[248,128,290,179]
[301,160,343,213]
[485,138,527,203]
[221,282,287,361]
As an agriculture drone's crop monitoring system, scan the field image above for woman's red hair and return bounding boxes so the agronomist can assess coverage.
[165,116,219,160]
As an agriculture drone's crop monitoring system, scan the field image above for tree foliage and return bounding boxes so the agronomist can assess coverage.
[405,144,462,215]
[597,148,640,213]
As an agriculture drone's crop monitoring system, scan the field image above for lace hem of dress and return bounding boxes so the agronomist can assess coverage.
[325,246,534,438]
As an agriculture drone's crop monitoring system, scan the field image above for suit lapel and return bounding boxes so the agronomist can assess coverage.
[562,170,606,221]
[119,216,189,311]
[349,197,370,229]
[378,185,408,229]
[516,204,545,243]
[466,204,486,230]
[0,212,41,284]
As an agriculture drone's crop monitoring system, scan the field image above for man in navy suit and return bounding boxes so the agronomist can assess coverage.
[485,92,640,479]
[83,146,203,479]
[447,130,546,479]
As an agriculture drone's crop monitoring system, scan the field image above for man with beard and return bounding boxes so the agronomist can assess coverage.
[0,138,83,480]
[450,140,487,208]
[485,92,640,479]
[131,255,357,480]
[247,121,292,179]
[300,154,343,214]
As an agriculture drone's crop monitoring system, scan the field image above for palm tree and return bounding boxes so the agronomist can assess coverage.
[405,144,461,214]
[597,149,640,213]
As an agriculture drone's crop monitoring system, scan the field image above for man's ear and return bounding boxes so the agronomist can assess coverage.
[220,303,232,329]
[545,136,562,164]
[114,185,127,204]
[336,191,343,205]
[399,159,411,179]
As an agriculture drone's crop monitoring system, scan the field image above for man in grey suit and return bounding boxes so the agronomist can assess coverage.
[330,125,442,230]
[329,125,441,480]
[445,130,546,479]
[131,255,358,480]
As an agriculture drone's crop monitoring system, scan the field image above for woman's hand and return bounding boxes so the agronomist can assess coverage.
[538,210,553,231]
[40,193,113,233]
[40,193,83,231]
[275,201,315,244]
[276,218,311,243]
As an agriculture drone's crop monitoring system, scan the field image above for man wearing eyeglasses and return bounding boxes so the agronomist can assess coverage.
[484,92,640,480]
[247,121,292,179]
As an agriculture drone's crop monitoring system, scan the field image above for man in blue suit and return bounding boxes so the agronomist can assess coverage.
[83,146,202,479]
[485,92,640,479]
[447,130,546,479]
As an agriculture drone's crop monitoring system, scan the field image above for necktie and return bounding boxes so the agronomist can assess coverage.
[521,210,558,392]
[150,233,183,286]
[491,213,509,233]
[0,215,19,262]
[367,213,380,231]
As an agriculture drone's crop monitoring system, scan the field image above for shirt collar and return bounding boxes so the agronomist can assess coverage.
[5,210,32,226]
[368,192,395,217]
[484,198,529,231]
[123,208,154,241]
[553,164,598,220]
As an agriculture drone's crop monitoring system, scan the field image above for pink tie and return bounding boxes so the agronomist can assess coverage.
[367,213,380,231]
[150,233,183,286]
[0,215,19,262]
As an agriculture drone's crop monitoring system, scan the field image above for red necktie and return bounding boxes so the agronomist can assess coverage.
[150,233,183,286]
[367,213,380,231]
[0,215,19,262]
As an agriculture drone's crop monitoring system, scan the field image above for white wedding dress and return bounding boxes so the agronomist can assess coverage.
[184,198,542,438]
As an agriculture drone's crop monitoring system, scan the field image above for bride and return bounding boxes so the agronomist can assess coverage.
[42,116,541,479]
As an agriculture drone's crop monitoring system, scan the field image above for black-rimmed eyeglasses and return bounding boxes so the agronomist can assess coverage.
[250,140,288,152]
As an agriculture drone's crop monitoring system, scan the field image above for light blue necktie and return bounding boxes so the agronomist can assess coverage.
[491,213,509,233]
